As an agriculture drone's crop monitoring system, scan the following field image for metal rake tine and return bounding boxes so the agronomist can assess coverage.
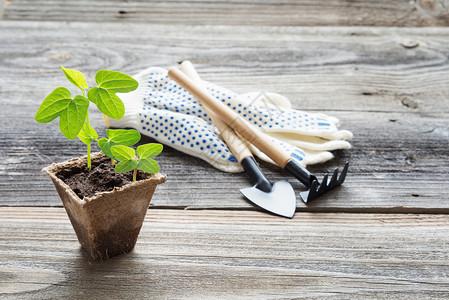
[300,179,319,203]
[328,168,339,188]
[317,173,329,193]
[337,162,349,184]
[311,179,319,194]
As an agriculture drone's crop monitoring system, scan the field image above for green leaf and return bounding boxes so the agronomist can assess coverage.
[115,159,138,173]
[59,95,89,140]
[98,130,141,161]
[87,87,125,119]
[95,70,138,93]
[98,138,117,160]
[77,122,98,145]
[137,143,163,159]
[137,158,159,174]
[35,87,72,123]
[111,145,135,161]
[86,87,97,104]
[60,66,88,90]
[106,129,141,146]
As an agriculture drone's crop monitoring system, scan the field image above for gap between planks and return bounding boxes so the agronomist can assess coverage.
[3,204,449,215]
[1,206,449,225]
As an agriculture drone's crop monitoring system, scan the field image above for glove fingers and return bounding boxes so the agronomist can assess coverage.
[290,139,351,151]
[238,92,343,130]
[284,139,351,152]
[248,141,334,167]
[264,128,353,141]
[266,132,352,151]
[244,137,307,168]
[330,129,353,141]
[247,137,335,168]
[313,113,340,126]
[303,150,334,165]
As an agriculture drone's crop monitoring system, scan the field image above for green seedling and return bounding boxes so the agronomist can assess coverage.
[98,129,141,165]
[111,144,163,182]
[35,66,138,169]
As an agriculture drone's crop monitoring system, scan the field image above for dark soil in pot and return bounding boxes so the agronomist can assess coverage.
[57,157,146,199]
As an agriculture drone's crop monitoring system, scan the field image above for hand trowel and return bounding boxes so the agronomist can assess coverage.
[180,61,296,218]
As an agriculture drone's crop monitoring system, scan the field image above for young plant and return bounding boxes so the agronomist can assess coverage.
[98,129,141,165]
[110,144,163,182]
[35,66,138,169]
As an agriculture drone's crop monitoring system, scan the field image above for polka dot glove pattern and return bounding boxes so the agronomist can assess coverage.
[107,67,353,173]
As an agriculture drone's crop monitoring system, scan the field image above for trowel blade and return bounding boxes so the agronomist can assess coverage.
[240,179,296,218]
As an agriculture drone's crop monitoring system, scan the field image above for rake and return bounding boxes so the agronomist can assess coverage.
[284,159,349,202]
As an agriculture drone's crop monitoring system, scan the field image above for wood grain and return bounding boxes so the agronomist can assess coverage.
[1,207,449,298]
[3,0,449,26]
[0,0,5,20]
[0,22,448,211]
[1,22,448,113]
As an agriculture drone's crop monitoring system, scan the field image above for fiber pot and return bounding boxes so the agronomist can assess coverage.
[42,152,166,260]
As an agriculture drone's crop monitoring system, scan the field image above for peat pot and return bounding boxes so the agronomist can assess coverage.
[42,152,166,260]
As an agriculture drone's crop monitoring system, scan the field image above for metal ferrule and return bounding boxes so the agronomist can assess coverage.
[240,157,272,193]
[284,159,317,188]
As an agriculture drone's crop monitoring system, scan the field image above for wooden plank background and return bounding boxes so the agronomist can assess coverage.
[1,0,448,298]
[3,0,449,26]
[0,22,448,211]
[1,208,449,298]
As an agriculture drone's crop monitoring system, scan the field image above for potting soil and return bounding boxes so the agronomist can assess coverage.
[58,160,145,199]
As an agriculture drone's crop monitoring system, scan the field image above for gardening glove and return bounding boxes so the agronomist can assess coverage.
[106,67,352,172]
[129,67,352,150]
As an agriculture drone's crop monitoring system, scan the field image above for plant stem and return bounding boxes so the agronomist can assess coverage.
[82,88,92,171]
[87,143,91,170]
[133,168,137,182]
[111,158,115,166]
[86,111,92,170]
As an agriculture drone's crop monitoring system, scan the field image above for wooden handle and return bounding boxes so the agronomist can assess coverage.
[179,61,203,85]
[168,66,292,168]
[180,61,252,163]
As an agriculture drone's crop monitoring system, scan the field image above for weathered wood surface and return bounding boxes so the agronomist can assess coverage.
[3,0,449,26]
[1,207,449,298]
[0,0,4,21]
[0,21,448,211]
[1,22,448,113]
[1,1,449,296]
